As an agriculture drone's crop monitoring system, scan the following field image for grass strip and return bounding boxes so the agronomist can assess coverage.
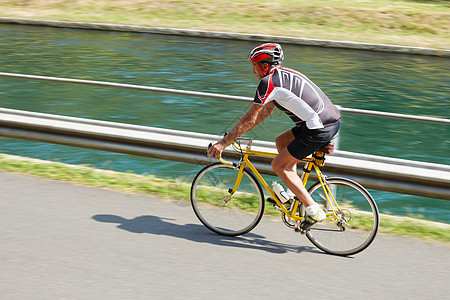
[1,153,449,243]
[0,0,449,49]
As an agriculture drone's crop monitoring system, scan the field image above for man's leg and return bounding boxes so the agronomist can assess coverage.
[271,148,325,230]
[271,147,315,207]
[274,129,299,180]
[272,128,326,229]
[274,129,295,153]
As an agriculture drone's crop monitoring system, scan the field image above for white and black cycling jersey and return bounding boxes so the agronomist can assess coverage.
[253,66,340,129]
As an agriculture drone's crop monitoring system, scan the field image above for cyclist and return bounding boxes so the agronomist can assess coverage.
[208,43,341,230]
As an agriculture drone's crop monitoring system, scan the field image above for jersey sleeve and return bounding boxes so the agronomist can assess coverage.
[253,75,275,105]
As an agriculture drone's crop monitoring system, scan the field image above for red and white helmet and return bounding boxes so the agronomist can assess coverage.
[248,43,284,65]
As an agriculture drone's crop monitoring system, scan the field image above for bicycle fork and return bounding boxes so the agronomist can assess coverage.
[222,163,246,204]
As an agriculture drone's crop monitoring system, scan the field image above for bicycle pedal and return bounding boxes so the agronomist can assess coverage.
[266,197,276,205]
[267,198,284,212]
[268,197,291,206]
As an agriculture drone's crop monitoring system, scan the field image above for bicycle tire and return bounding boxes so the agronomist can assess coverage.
[306,177,379,256]
[191,162,265,236]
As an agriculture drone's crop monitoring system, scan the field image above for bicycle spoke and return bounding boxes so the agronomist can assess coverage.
[191,163,264,236]
[306,178,379,256]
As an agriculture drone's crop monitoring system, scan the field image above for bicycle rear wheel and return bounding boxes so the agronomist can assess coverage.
[191,162,265,236]
[306,177,379,256]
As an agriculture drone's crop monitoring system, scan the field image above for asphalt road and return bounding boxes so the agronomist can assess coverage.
[1,171,449,299]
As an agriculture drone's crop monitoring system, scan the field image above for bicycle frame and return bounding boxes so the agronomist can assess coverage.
[218,139,342,223]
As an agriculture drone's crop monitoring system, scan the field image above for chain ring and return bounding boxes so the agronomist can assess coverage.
[281,201,303,229]
[281,212,296,228]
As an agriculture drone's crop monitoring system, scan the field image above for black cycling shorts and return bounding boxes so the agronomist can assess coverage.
[287,122,340,160]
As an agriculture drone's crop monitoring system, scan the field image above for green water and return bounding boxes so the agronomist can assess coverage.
[0,24,449,223]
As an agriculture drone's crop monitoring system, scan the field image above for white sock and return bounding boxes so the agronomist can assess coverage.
[305,202,319,216]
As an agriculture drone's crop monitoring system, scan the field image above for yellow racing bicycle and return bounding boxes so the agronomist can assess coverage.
[190,137,379,256]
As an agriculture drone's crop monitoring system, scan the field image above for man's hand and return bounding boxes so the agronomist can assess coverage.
[207,140,227,160]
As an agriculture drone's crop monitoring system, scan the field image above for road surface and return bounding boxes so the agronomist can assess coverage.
[1,171,448,299]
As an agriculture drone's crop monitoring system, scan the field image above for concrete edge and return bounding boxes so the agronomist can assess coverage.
[0,17,449,57]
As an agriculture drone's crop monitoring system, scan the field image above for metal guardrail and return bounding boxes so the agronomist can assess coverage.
[1,72,449,125]
[0,73,449,200]
[0,108,449,200]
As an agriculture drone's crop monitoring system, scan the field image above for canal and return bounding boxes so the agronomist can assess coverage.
[0,24,449,223]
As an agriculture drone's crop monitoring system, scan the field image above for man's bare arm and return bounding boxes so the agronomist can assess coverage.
[254,101,275,127]
[208,102,275,160]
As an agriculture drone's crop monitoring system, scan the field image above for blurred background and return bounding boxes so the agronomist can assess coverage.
[0,0,449,223]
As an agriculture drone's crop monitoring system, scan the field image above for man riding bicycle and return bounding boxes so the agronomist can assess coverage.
[208,43,341,230]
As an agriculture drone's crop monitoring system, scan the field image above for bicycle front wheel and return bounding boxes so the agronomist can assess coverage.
[306,177,379,256]
[191,163,265,236]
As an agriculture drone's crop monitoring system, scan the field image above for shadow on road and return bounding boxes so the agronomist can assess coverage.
[92,214,321,255]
